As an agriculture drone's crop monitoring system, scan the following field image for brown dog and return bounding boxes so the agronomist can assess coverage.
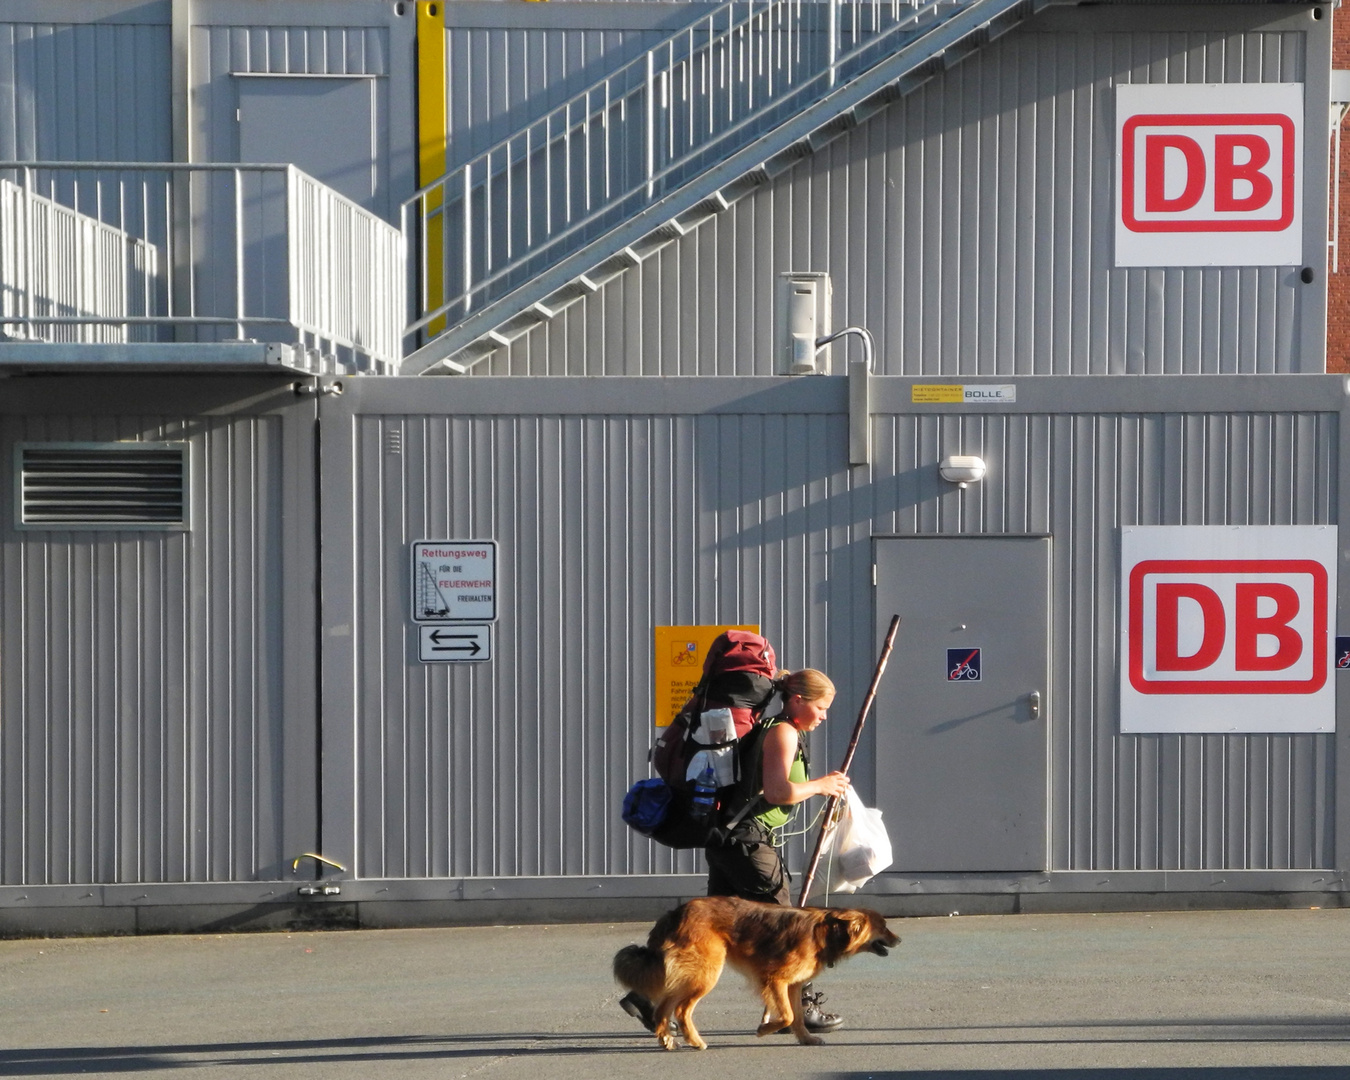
[613,895,900,1049]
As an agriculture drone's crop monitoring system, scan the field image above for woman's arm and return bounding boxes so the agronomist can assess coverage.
[759,723,850,806]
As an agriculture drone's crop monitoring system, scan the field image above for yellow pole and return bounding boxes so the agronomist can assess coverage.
[417,1,447,336]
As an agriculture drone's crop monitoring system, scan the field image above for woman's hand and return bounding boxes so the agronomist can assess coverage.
[761,725,851,806]
[816,770,850,799]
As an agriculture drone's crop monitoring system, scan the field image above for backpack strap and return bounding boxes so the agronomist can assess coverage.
[722,793,759,832]
[719,714,808,831]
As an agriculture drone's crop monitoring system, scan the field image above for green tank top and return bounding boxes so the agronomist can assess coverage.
[753,717,809,830]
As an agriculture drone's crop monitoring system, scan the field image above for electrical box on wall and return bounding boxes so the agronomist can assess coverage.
[777,272,832,374]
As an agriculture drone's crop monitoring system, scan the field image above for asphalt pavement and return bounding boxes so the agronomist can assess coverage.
[2,907,1349,1079]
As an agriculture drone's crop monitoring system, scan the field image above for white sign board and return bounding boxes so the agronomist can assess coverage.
[1120,526,1335,733]
[1115,83,1303,267]
[411,539,498,623]
[419,624,491,663]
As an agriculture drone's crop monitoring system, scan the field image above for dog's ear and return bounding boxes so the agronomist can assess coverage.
[818,913,853,962]
[845,911,875,949]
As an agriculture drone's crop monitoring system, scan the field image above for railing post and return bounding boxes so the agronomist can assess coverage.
[21,165,35,341]
[286,166,300,351]
[646,49,656,199]
[171,167,194,340]
[462,168,472,317]
[234,167,245,342]
[828,0,840,87]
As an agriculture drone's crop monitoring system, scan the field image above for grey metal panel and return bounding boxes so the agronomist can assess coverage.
[0,379,318,886]
[476,4,1327,377]
[335,404,857,880]
[0,8,172,161]
[872,406,1336,873]
[328,375,1340,886]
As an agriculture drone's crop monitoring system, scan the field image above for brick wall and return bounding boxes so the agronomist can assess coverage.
[1329,7,1350,373]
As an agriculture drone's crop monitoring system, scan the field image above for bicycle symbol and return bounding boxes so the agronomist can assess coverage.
[1338,650,1350,670]
[946,647,981,682]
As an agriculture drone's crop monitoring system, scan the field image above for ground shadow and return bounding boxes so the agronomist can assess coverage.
[814,1070,1350,1080]
[0,1033,649,1075]
[6,1015,1350,1074]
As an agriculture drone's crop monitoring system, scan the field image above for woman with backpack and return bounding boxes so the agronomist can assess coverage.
[621,667,851,1035]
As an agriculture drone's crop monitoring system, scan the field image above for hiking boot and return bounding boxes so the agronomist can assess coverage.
[778,986,843,1033]
[619,992,656,1032]
[619,992,678,1035]
[802,988,843,1033]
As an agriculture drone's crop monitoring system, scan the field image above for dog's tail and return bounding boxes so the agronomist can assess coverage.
[613,943,665,1000]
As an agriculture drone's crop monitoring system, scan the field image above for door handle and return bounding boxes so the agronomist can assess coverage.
[1027,690,1041,720]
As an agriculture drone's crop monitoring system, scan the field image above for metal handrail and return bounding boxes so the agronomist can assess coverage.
[0,162,404,371]
[404,0,973,345]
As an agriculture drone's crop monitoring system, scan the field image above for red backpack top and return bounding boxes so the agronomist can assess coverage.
[650,629,778,789]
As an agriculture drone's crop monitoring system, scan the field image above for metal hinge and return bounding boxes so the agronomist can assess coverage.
[297,884,342,897]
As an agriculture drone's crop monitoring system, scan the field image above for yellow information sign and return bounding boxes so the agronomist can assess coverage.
[653,625,759,727]
[911,384,964,403]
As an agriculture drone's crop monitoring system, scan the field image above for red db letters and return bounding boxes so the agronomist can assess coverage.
[1122,114,1294,233]
[1129,560,1327,695]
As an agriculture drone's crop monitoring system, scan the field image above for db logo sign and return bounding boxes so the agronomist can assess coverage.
[1116,84,1303,268]
[1121,116,1294,232]
[1120,527,1335,734]
[1128,561,1326,694]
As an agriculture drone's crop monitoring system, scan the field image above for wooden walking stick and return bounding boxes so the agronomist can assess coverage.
[797,614,901,907]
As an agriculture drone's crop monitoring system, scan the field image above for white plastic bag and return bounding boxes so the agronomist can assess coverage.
[828,787,892,894]
[694,708,736,745]
[684,745,736,788]
[686,708,738,786]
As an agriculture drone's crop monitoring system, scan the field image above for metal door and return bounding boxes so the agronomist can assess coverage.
[238,76,377,212]
[873,536,1050,872]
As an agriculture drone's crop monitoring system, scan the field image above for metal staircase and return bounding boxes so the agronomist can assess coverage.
[402,0,1051,375]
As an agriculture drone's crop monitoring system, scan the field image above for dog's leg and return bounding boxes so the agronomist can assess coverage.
[672,993,709,1051]
[785,982,821,1046]
[754,992,786,1035]
[755,980,803,1041]
[653,998,679,1051]
[757,982,820,1045]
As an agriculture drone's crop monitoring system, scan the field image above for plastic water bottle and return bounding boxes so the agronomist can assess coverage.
[690,760,717,822]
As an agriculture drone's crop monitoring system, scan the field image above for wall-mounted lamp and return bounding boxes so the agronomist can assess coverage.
[939,455,986,488]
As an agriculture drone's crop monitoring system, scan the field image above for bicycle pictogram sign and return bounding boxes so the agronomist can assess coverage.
[947,648,981,682]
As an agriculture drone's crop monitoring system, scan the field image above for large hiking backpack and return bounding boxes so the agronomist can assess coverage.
[623,629,779,849]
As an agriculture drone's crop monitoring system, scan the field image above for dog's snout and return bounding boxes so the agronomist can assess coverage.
[869,929,901,956]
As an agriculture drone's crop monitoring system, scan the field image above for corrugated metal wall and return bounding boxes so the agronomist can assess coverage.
[441,3,707,171]
[2,386,1334,891]
[329,378,1339,883]
[0,382,318,886]
[0,2,172,161]
[341,403,854,880]
[981,409,1337,872]
[474,5,1327,377]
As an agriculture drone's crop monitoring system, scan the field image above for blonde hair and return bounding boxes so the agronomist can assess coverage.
[780,668,834,703]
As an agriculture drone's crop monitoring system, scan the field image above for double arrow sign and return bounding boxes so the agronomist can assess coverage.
[418,624,491,663]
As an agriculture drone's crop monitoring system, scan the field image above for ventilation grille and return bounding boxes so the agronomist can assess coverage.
[17,443,189,529]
